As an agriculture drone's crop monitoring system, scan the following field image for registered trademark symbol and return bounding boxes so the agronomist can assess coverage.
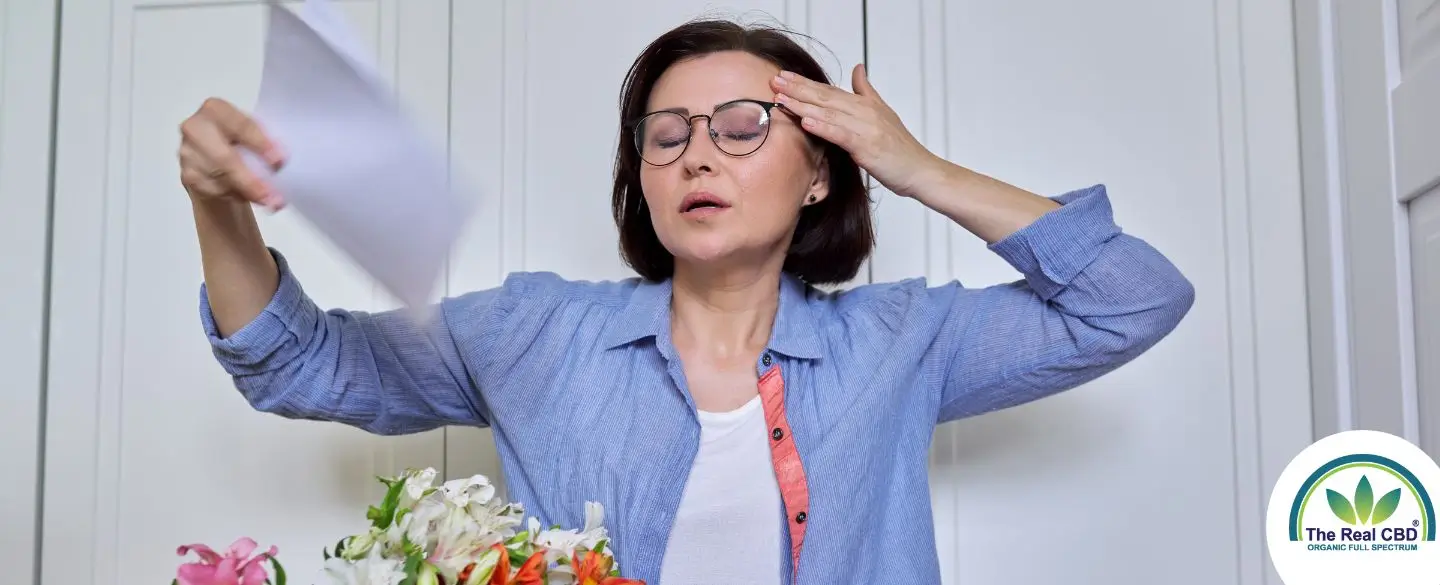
[1414,519,1421,527]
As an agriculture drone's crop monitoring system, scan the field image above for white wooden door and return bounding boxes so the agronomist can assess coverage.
[868,0,1311,583]
[42,2,451,583]
[440,0,865,497]
[1395,0,1440,458]
[1297,0,1439,462]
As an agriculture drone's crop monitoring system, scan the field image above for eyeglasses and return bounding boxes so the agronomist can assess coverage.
[628,99,787,167]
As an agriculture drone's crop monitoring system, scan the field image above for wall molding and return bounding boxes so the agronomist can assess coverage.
[1218,1,1313,583]
[1293,0,1419,443]
[0,2,59,585]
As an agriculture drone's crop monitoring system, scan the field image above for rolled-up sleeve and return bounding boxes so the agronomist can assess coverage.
[927,184,1196,422]
[198,247,497,434]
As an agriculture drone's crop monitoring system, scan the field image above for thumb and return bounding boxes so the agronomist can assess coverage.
[852,63,883,101]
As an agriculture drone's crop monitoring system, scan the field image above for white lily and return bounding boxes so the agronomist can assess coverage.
[440,474,497,508]
[534,502,609,551]
[323,540,407,585]
[339,528,384,561]
[399,468,439,508]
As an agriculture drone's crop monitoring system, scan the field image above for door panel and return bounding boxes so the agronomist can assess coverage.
[1413,191,1440,458]
[1396,0,1440,458]
[42,2,449,583]
[1394,0,1440,204]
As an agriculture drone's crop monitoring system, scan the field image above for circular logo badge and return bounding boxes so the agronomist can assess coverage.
[1266,430,1440,584]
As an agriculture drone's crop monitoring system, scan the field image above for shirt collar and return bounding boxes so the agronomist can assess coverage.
[601,271,824,360]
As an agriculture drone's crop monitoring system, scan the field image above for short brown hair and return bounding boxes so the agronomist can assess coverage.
[610,19,874,285]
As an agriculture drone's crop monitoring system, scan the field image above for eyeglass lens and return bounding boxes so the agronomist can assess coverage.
[634,101,772,166]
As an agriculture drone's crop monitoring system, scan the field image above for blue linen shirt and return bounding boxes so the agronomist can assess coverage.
[200,184,1195,584]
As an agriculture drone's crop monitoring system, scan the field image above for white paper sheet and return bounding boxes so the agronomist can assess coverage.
[246,0,473,323]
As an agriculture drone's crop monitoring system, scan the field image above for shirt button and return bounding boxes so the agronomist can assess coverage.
[771,427,784,441]
[762,353,772,367]
[795,511,807,524]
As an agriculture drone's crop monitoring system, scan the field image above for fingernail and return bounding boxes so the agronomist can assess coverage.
[773,75,788,86]
[267,145,287,167]
[780,70,795,79]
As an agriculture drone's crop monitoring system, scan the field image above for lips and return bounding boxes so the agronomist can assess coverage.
[679,191,732,214]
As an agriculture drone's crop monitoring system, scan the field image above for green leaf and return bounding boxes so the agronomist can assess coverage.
[368,479,407,530]
[594,540,606,556]
[398,552,425,585]
[1355,475,1375,524]
[1372,488,1403,525]
[1327,489,1358,525]
[271,555,288,585]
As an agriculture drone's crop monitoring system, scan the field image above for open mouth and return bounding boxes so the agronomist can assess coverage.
[680,192,731,214]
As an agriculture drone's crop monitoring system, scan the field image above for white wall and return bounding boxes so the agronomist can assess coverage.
[4,1,1316,584]
[0,1,57,584]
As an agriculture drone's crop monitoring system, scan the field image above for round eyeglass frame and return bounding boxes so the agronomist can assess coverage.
[626,98,790,167]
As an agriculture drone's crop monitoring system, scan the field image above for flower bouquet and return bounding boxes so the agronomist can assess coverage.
[172,468,642,585]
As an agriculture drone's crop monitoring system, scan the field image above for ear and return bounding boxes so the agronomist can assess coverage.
[804,153,831,206]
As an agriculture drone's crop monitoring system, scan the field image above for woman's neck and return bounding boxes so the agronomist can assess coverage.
[669,260,782,363]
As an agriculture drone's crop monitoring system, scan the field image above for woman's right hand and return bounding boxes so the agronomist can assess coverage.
[178,97,288,210]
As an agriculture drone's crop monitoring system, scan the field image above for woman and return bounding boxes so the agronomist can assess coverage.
[179,19,1193,585]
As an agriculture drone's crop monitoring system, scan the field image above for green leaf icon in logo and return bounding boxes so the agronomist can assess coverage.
[1372,488,1402,524]
[1328,488,1358,524]
[1325,474,1405,525]
[1355,476,1374,524]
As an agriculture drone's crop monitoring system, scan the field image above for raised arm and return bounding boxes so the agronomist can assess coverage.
[181,97,491,434]
[770,65,1194,422]
[921,183,1195,422]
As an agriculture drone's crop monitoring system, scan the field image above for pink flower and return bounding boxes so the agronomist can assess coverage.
[174,537,278,585]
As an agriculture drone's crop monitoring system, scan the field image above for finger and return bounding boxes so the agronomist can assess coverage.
[852,63,885,103]
[776,93,853,130]
[798,113,856,149]
[200,98,286,168]
[772,71,862,115]
[178,147,228,198]
[180,118,275,206]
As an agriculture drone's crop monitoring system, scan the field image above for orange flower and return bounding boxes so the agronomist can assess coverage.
[510,550,546,585]
[571,550,644,585]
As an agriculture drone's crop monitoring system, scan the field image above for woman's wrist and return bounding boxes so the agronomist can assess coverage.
[908,160,1061,245]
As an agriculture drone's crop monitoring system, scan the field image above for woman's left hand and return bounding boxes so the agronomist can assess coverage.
[771,64,948,199]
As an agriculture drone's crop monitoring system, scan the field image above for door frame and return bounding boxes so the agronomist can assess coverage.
[1293,0,1421,442]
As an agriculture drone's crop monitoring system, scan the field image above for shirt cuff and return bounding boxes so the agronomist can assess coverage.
[198,247,319,375]
[986,183,1122,301]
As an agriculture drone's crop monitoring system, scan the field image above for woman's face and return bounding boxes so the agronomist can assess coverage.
[638,50,829,274]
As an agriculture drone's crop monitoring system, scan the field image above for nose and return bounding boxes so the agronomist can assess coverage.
[679,116,718,175]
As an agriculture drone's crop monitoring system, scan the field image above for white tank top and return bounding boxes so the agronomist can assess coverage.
[658,395,783,585]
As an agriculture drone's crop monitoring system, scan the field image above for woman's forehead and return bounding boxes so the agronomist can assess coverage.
[647,51,780,109]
